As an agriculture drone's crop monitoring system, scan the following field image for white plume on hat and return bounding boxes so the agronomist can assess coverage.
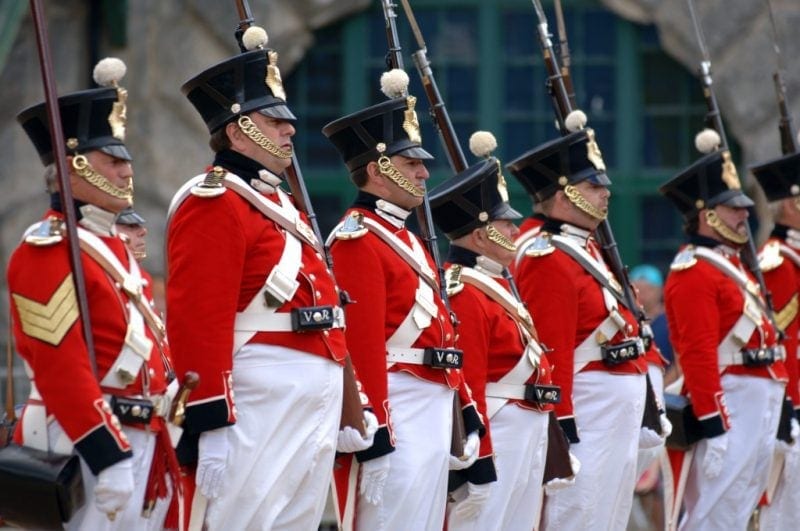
[565,109,588,133]
[93,57,126,87]
[242,26,269,51]
[469,131,497,158]
[380,69,409,99]
[695,128,721,154]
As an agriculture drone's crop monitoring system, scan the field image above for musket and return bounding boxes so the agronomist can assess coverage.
[231,0,366,436]
[380,0,467,457]
[686,0,779,329]
[553,0,578,110]
[399,0,524,303]
[765,0,798,155]
[530,0,573,135]
[29,0,97,375]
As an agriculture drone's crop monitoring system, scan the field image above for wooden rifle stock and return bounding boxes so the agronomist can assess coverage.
[168,371,200,427]
[774,71,798,155]
[543,412,574,483]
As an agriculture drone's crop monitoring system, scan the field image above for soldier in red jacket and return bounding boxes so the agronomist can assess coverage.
[429,148,568,529]
[322,69,483,530]
[660,145,788,530]
[751,152,800,529]
[9,59,179,529]
[508,129,651,530]
[166,27,375,530]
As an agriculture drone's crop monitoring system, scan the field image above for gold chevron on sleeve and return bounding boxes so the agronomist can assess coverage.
[775,293,799,334]
[12,274,79,346]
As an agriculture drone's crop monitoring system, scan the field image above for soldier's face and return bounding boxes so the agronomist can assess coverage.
[69,150,133,213]
[562,180,610,229]
[714,204,749,237]
[386,155,430,209]
[241,112,296,174]
[116,223,148,261]
[483,219,520,266]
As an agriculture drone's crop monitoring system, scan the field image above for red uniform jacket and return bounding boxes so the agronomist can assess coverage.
[446,245,555,485]
[513,217,648,442]
[760,226,800,411]
[8,209,169,474]
[665,236,788,437]
[329,192,481,460]
[166,153,347,444]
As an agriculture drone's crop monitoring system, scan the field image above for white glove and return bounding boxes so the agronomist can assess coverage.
[702,433,728,479]
[449,431,480,470]
[453,482,492,520]
[660,411,673,438]
[197,427,230,499]
[337,411,379,453]
[638,427,663,449]
[359,454,391,505]
[95,458,134,517]
[544,452,581,495]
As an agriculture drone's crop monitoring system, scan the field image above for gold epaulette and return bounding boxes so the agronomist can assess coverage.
[445,264,465,297]
[335,211,367,240]
[524,233,555,257]
[24,217,65,246]
[190,166,227,198]
[759,240,784,272]
[670,246,698,271]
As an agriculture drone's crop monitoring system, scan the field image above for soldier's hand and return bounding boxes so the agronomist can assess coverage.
[544,452,581,495]
[449,431,480,470]
[197,427,230,499]
[95,458,134,517]
[453,481,492,520]
[638,427,663,449]
[702,433,728,479]
[359,454,390,505]
[337,411,379,453]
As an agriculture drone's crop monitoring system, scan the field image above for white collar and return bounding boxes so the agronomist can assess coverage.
[250,169,283,194]
[787,228,800,249]
[557,222,593,247]
[375,199,411,229]
[79,204,117,236]
[474,255,504,277]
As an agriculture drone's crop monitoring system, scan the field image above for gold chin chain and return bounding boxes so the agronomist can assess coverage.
[377,155,425,197]
[486,224,517,252]
[563,184,607,221]
[71,155,133,201]
[705,210,748,244]
[237,116,293,159]
[793,197,800,212]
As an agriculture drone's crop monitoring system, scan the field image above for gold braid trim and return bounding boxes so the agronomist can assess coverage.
[704,210,748,244]
[563,184,607,221]
[485,224,516,251]
[377,155,424,197]
[71,155,133,202]
[237,115,293,159]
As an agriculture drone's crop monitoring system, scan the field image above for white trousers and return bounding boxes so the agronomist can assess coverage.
[65,427,170,531]
[357,371,453,531]
[203,344,343,531]
[543,371,646,531]
[447,405,549,531]
[680,374,784,531]
[636,363,666,479]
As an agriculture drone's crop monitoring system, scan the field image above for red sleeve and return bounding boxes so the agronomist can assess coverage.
[665,263,729,436]
[166,193,245,431]
[331,236,394,459]
[764,260,800,408]
[516,253,578,422]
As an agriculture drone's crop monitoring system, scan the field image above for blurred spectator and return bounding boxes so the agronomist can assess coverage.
[630,264,673,367]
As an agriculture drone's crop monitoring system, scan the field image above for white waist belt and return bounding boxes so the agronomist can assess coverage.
[386,347,427,365]
[234,306,345,333]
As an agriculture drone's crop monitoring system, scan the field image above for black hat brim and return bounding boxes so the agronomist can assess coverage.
[492,202,523,220]
[100,144,132,161]
[116,210,146,225]
[395,145,434,160]
[710,190,754,209]
[584,171,611,186]
[258,104,297,122]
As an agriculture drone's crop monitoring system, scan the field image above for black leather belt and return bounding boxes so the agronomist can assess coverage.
[741,346,782,367]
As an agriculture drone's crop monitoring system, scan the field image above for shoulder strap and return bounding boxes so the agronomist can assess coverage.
[779,243,800,269]
[693,246,768,314]
[458,267,535,337]
[549,234,629,310]
[360,217,440,293]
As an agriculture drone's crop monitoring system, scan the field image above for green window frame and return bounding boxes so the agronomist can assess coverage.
[286,0,727,273]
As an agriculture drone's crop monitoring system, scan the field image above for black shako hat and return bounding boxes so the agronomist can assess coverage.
[660,149,754,218]
[115,206,146,226]
[750,151,800,202]
[182,49,296,134]
[321,97,433,173]
[18,87,132,166]
[429,157,522,239]
[505,129,611,202]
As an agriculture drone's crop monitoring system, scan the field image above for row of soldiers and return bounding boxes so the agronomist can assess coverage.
[4,14,800,531]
